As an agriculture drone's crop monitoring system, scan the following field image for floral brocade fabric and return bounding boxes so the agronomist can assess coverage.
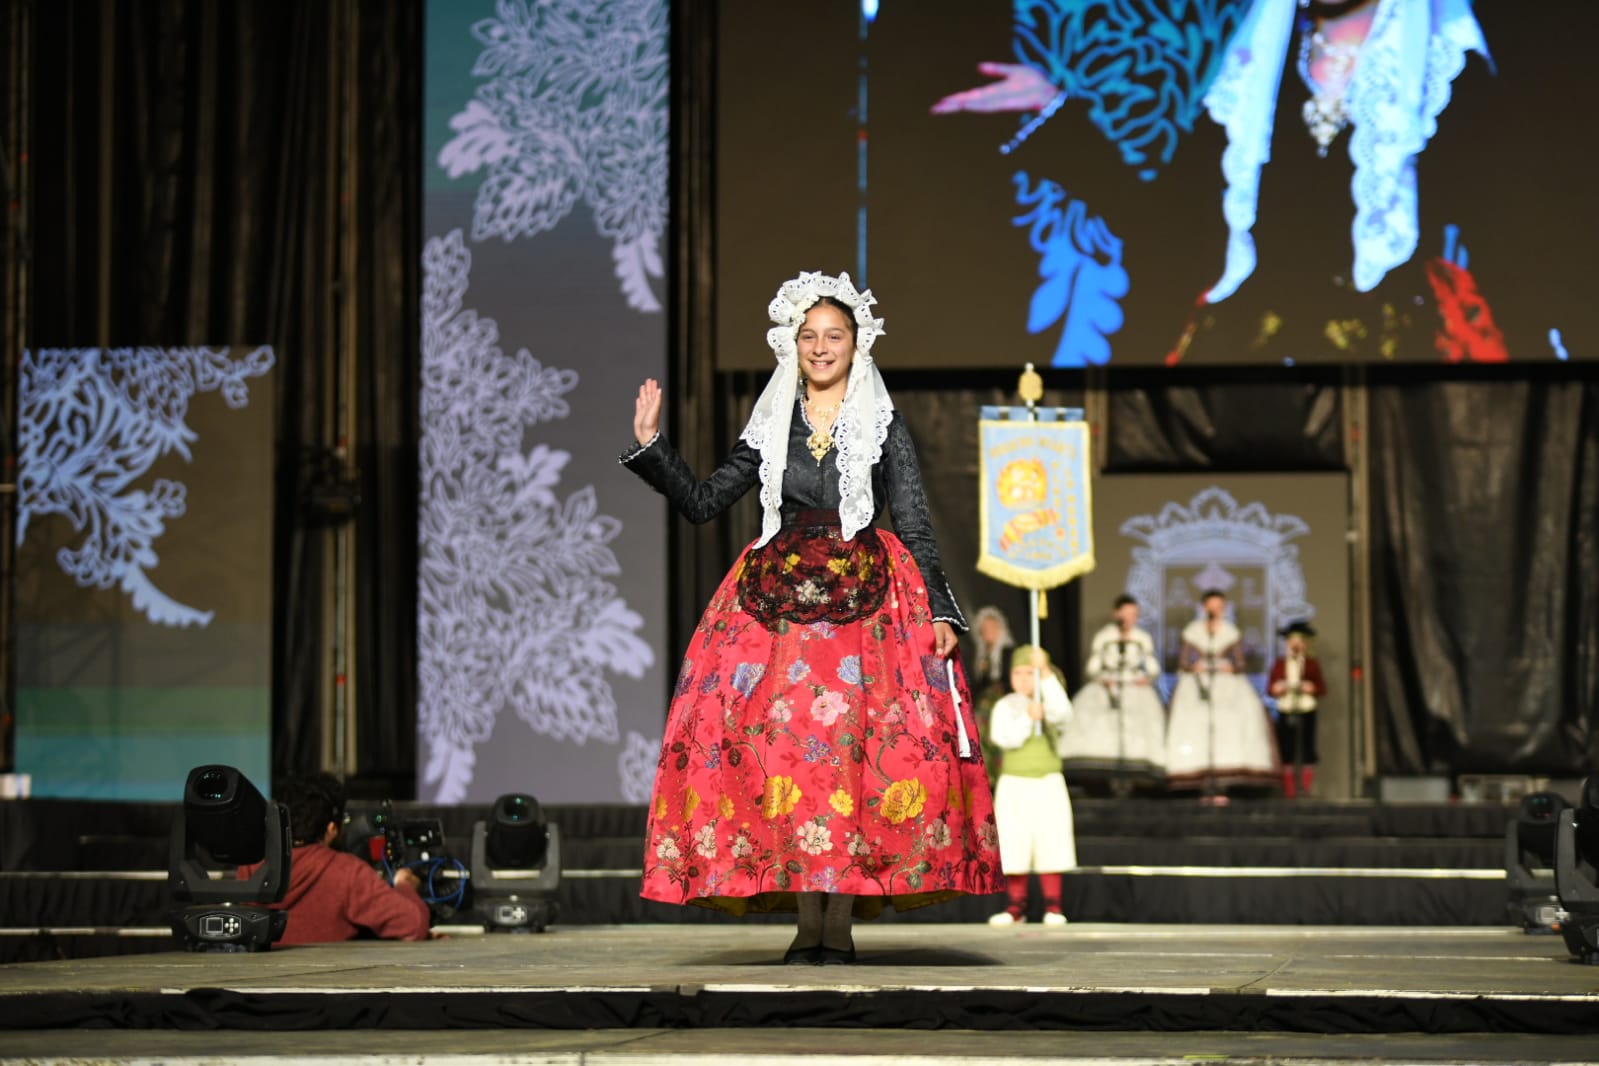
[643,530,1003,917]
[736,516,889,626]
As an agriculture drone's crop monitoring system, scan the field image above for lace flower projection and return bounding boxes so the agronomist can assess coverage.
[437,0,668,312]
[419,229,654,803]
[17,346,275,628]
[617,729,663,804]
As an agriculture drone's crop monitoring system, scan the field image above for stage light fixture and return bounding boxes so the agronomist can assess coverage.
[1504,791,1568,933]
[168,765,291,952]
[1554,775,1599,964]
[470,792,562,933]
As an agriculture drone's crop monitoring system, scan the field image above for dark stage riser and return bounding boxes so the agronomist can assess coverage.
[1,797,1517,963]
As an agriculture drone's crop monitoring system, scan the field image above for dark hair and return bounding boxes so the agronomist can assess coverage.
[1113,594,1138,609]
[805,296,859,342]
[1200,588,1227,602]
[277,774,347,846]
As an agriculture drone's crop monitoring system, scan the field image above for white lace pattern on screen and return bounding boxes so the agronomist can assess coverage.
[1120,485,1315,672]
[18,346,275,628]
[617,729,662,804]
[419,230,654,803]
[437,0,668,312]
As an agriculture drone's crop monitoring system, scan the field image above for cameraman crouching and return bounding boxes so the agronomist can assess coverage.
[238,774,431,945]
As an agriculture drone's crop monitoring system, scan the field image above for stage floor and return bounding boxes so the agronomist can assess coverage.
[2,923,1596,1042]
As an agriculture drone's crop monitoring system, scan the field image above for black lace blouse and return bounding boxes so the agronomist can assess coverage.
[621,401,966,630]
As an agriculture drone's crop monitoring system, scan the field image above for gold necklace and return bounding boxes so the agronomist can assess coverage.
[805,399,839,462]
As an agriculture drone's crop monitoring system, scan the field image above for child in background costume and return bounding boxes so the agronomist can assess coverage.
[1269,621,1326,798]
[1060,593,1167,785]
[969,605,1016,787]
[986,645,1075,926]
[1164,588,1278,798]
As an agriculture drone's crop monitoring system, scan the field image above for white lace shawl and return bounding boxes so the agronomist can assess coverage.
[1201,0,1488,303]
[739,271,893,548]
[1183,618,1242,655]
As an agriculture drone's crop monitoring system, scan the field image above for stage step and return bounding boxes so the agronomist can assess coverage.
[1,797,1524,962]
[3,1027,1595,1064]
[0,926,1592,1046]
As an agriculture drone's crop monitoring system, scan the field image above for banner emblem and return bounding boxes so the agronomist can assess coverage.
[977,411,1094,589]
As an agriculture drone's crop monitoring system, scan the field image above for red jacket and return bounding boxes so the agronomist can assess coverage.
[1267,655,1326,703]
[239,844,431,945]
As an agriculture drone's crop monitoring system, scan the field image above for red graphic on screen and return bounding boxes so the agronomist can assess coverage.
[1426,257,1508,364]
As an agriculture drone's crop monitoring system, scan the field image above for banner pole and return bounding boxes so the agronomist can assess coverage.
[1024,365,1043,738]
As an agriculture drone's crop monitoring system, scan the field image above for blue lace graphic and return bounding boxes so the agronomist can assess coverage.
[1013,0,1251,179]
[1013,171,1129,367]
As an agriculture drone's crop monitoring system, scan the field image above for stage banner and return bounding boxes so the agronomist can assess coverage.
[420,0,668,803]
[14,347,276,799]
[977,408,1095,590]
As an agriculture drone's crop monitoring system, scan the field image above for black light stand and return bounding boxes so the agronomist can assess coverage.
[1503,791,1568,934]
[168,765,290,951]
[1554,776,1599,963]
[470,793,562,933]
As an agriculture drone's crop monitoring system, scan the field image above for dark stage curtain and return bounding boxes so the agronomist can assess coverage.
[26,0,422,789]
[1103,368,1346,472]
[1370,372,1599,774]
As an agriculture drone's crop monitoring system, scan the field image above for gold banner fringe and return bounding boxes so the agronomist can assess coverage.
[975,551,1097,591]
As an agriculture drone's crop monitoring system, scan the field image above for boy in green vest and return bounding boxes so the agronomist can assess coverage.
[986,645,1076,925]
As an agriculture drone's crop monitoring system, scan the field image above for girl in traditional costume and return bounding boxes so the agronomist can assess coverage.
[1060,594,1168,785]
[622,271,1002,964]
[1164,589,1279,799]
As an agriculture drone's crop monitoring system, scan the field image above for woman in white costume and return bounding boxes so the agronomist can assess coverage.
[986,646,1075,925]
[1060,594,1167,784]
[1164,590,1278,799]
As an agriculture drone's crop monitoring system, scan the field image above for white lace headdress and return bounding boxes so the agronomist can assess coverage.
[739,270,894,548]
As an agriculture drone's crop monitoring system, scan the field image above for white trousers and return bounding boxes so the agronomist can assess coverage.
[993,771,1076,874]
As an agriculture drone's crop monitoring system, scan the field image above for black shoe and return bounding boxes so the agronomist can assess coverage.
[783,945,822,965]
[816,945,857,965]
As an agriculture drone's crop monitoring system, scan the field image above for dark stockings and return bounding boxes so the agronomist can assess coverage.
[789,892,856,955]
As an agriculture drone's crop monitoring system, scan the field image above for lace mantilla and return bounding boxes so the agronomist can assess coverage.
[1202,0,1485,303]
[1345,0,1487,292]
[1201,0,1295,304]
[740,271,893,547]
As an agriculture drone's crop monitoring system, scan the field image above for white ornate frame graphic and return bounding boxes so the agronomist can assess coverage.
[1120,485,1315,698]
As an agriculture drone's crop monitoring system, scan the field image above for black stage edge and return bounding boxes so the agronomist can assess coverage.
[2,987,1595,1036]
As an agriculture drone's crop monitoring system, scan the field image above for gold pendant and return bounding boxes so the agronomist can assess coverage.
[806,428,832,462]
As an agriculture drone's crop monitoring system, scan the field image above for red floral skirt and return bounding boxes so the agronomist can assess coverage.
[642,522,1003,917]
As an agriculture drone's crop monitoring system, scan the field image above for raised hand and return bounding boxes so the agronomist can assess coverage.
[633,378,662,446]
[930,62,1059,114]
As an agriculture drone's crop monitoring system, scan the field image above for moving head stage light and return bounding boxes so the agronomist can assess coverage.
[169,765,291,951]
[1555,775,1599,964]
[1504,791,1570,933]
[471,793,562,932]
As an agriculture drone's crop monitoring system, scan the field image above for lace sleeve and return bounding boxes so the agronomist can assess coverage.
[621,433,760,524]
[880,414,967,632]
